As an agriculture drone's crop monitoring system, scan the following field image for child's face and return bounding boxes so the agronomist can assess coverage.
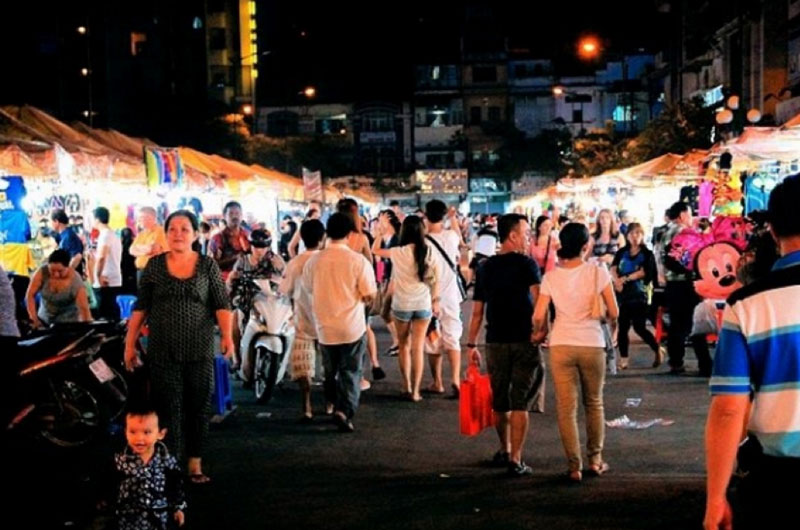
[126,414,166,457]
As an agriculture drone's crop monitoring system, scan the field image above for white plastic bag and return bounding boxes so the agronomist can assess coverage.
[691,299,720,336]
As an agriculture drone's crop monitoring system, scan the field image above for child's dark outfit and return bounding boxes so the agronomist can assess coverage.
[113,441,186,530]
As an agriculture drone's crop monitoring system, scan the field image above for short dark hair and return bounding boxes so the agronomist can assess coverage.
[125,403,161,429]
[48,249,71,266]
[337,198,358,213]
[93,207,110,225]
[424,200,447,223]
[300,219,326,248]
[51,209,69,225]
[200,221,211,233]
[223,201,242,215]
[389,200,400,207]
[165,210,199,232]
[667,201,690,221]
[557,223,590,259]
[768,173,800,238]
[497,213,528,243]
[326,212,355,240]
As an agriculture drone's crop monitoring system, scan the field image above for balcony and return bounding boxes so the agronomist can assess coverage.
[414,125,463,148]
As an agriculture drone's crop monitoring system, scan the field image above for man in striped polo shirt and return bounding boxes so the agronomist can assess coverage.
[704,174,800,530]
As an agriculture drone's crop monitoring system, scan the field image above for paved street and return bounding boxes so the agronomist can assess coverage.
[184,317,711,530]
[7,312,714,530]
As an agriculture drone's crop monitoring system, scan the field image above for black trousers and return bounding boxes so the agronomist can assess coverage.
[150,358,213,462]
[734,452,800,529]
[664,280,698,369]
[93,286,122,322]
[618,299,659,358]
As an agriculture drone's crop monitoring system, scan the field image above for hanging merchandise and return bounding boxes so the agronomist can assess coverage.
[145,147,184,189]
[744,173,777,214]
[0,176,35,276]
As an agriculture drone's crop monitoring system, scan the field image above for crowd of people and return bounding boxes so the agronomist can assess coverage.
[3,174,799,529]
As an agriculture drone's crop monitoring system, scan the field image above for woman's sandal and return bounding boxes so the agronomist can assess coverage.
[188,473,211,484]
[585,462,610,477]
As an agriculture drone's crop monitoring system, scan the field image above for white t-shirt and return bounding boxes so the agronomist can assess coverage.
[94,228,122,288]
[541,262,610,348]
[389,244,436,312]
[427,230,461,309]
[302,243,376,345]
[279,250,318,340]
[473,233,498,257]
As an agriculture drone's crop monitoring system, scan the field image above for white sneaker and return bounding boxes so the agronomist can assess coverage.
[360,379,371,391]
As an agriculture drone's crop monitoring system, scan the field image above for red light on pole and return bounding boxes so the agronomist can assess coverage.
[578,37,600,60]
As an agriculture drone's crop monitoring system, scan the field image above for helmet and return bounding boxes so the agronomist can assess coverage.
[249,229,272,248]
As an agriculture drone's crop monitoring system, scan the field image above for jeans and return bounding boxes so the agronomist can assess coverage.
[93,286,122,322]
[321,335,366,419]
[618,299,659,358]
[665,281,697,369]
[549,345,606,472]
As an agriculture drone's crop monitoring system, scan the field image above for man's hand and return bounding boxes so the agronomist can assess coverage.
[174,510,185,527]
[432,299,441,317]
[100,275,110,287]
[531,330,547,345]
[703,498,732,530]
[613,277,624,292]
[468,346,481,365]
[220,335,235,360]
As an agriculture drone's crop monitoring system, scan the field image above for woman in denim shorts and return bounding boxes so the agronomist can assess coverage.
[373,216,439,401]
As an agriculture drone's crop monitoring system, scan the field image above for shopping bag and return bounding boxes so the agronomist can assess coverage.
[459,364,496,436]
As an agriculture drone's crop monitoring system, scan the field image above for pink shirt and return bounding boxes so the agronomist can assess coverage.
[530,236,558,273]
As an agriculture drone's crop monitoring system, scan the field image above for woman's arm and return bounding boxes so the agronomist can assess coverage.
[75,285,92,321]
[216,309,235,359]
[124,310,148,371]
[601,281,620,323]
[371,236,392,259]
[532,292,550,343]
[25,269,43,326]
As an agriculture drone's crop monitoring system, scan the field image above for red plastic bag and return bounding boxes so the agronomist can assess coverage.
[460,364,496,436]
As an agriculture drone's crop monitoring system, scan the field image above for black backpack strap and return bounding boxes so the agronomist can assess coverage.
[425,235,457,272]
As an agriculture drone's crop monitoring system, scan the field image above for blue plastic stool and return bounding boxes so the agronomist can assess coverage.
[116,295,138,320]
[211,355,233,417]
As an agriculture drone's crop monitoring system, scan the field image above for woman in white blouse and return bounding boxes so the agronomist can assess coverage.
[533,223,619,483]
[373,216,439,402]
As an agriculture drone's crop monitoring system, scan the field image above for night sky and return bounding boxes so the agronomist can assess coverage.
[259,0,670,102]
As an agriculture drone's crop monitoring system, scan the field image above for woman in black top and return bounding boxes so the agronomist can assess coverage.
[610,222,663,369]
[589,209,626,265]
[378,210,401,356]
[124,210,233,484]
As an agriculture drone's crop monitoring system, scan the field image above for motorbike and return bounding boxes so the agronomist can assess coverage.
[231,270,296,404]
[4,321,129,448]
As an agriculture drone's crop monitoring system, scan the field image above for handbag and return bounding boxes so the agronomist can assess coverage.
[459,363,496,436]
[426,235,468,302]
[369,281,385,316]
[590,265,608,321]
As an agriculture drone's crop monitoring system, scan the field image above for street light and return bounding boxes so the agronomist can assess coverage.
[77,26,87,35]
[80,67,89,76]
[578,36,601,61]
[303,86,316,99]
[242,104,253,116]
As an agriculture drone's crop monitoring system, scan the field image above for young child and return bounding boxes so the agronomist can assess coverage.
[111,405,186,530]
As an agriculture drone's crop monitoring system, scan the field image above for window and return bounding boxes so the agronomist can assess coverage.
[130,32,147,56]
[613,105,633,123]
[472,66,497,83]
[488,106,501,122]
[267,111,299,136]
[364,112,393,132]
[572,108,583,124]
[209,28,226,51]
[316,118,347,135]
[425,153,455,168]
[192,17,203,30]
[432,66,440,80]
[470,106,482,124]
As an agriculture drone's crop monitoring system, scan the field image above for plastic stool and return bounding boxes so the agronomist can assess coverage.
[211,355,233,417]
[655,306,668,344]
[116,295,138,320]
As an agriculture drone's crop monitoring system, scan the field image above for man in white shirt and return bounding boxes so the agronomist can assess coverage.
[424,200,464,397]
[92,206,123,321]
[280,219,325,421]
[302,213,377,432]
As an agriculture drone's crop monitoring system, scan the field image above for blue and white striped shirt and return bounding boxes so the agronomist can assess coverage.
[710,250,800,458]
